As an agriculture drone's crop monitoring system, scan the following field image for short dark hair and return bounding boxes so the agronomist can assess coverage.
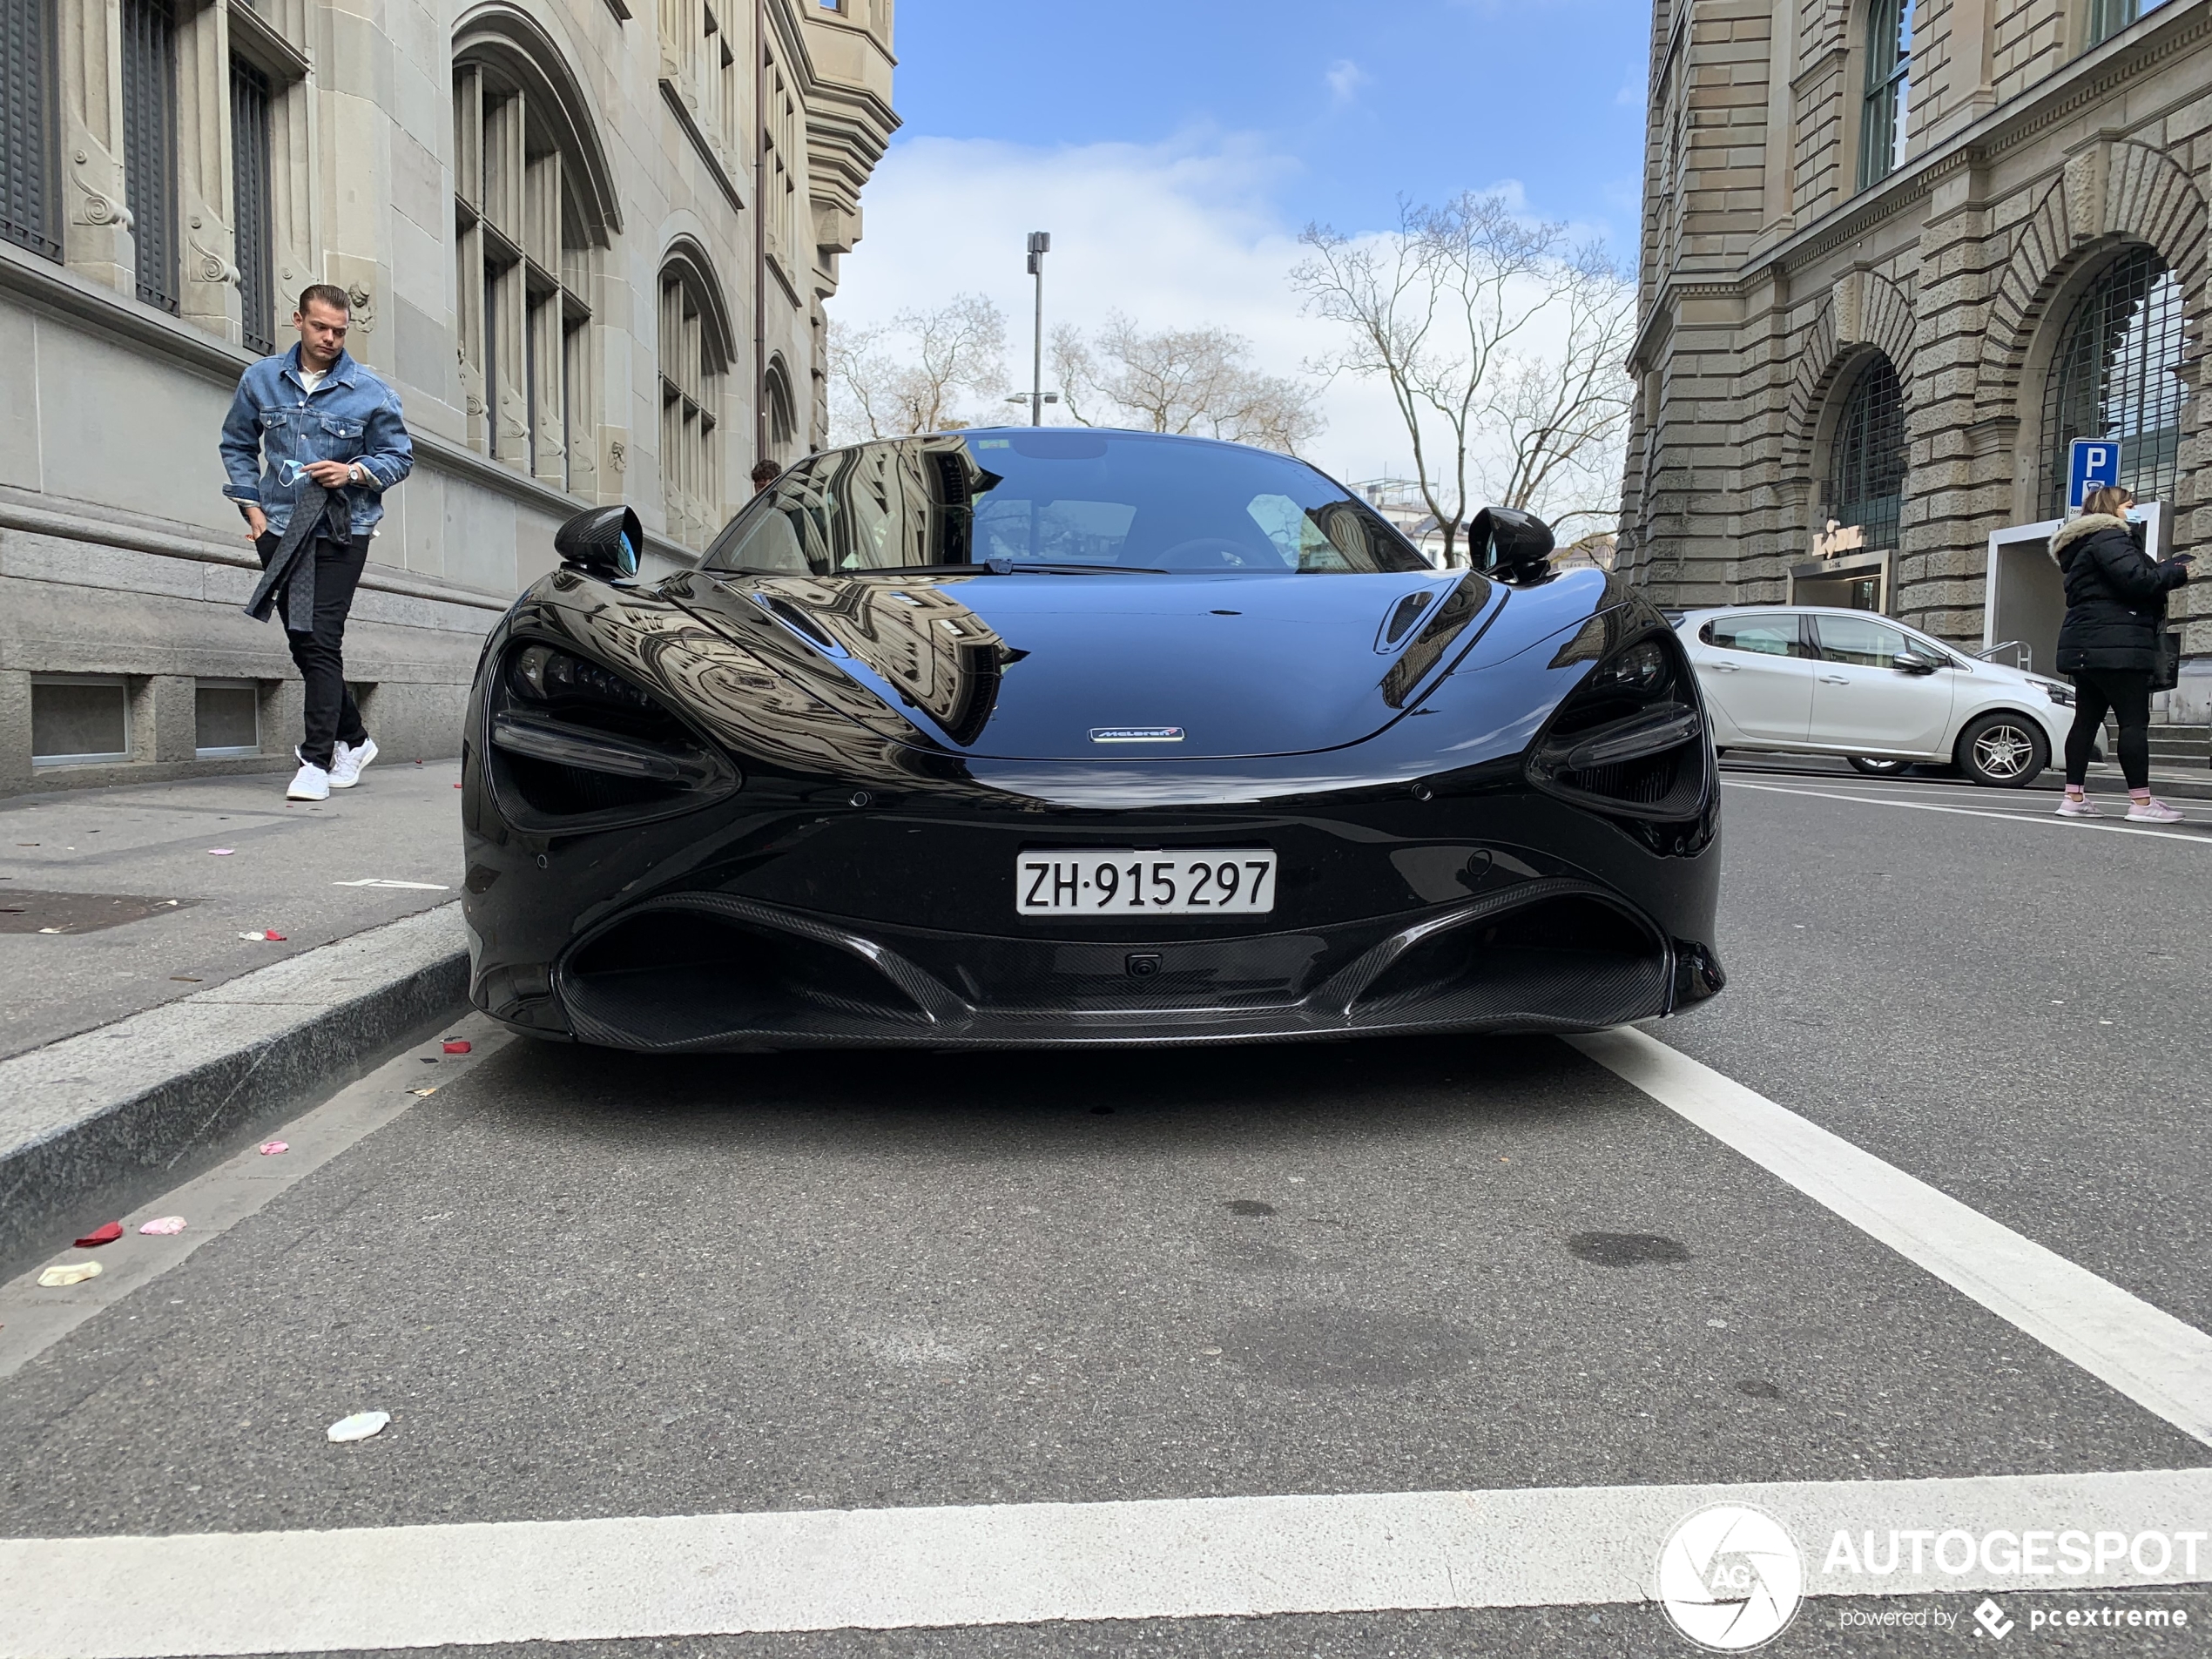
[296,283,351,318]
[751,458,782,486]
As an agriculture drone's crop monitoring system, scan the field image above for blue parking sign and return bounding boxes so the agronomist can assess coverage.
[2067,439,2121,509]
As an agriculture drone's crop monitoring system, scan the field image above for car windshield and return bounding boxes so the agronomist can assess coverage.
[704,429,1431,576]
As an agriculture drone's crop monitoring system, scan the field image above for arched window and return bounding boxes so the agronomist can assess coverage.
[660,251,733,548]
[1829,355,1906,551]
[453,18,619,492]
[764,355,796,462]
[1859,0,1913,188]
[2041,246,2186,516]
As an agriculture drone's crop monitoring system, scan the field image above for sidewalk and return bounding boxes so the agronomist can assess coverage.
[0,760,466,1062]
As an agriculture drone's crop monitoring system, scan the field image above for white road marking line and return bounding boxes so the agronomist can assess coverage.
[1722,779,2212,843]
[3,1469,2208,1658]
[0,1019,507,1382]
[1568,1028,2212,1447]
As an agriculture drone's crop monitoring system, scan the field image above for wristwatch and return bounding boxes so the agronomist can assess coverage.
[347,462,368,487]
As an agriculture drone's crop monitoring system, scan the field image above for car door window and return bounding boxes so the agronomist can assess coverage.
[1702,614,1810,658]
[1813,616,1911,667]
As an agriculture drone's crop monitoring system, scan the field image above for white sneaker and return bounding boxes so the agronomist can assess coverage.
[287,760,330,802]
[2126,797,2183,823]
[329,737,378,789]
[2054,794,2101,817]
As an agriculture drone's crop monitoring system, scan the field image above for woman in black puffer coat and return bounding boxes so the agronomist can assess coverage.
[2050,485,2192,821]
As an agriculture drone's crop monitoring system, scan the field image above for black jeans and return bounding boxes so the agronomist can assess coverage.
[257,532,370,770]
[2065,668,2151,790]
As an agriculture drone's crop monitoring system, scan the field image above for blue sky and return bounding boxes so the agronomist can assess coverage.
[885,0,1651,240]
[832,0,1656,482]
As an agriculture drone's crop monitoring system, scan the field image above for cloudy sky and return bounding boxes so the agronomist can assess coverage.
[830,0,1652,486]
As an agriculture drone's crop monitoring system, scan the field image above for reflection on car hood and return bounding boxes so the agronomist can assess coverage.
[663,565,1622,760]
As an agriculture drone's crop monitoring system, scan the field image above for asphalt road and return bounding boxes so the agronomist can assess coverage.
[3,772,2210,1658]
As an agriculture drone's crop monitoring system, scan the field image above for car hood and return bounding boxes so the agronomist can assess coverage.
[662,565,1618,761]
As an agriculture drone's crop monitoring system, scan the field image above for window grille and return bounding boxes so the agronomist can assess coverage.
[1858,0,1912,189]
[121,0,179,313]
[2042,247,2187,516]
[1830,356,1907,551]
[2,0,61,259]
[230,60,275,353]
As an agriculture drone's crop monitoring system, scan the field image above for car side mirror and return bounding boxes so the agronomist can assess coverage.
[555,504,643,581]
[1466,506,1555,582]
[1892,651,1941,675]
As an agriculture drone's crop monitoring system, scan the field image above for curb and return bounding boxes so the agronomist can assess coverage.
[0,905,469,1282]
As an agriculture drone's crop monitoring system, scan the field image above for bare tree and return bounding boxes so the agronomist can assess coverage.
[1476,245,1637,537]
[1291,192,1587,566]
[828,294,1008,441]
[1052,313,1323,454]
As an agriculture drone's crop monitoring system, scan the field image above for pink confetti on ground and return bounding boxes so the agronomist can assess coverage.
[208,848,235,856]
[138,1217,186,1236]
[259,1141,288,1156]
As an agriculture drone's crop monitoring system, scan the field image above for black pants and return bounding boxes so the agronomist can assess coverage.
[258,532,370,770]
[2065,668,2150,790]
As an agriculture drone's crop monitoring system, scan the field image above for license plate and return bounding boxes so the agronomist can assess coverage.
[1017,849,1277,915]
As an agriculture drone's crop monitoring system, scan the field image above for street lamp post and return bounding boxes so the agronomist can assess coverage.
[1025,231,1050,426]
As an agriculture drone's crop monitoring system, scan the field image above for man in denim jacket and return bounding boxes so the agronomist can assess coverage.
[219,284,414,801]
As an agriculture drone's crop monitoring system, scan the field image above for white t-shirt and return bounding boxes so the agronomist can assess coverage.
[297,367,327,394]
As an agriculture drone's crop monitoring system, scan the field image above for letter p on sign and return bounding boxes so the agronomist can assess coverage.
[2068,438,2122,508]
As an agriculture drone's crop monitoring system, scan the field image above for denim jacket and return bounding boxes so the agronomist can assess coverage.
[219,346,414,538]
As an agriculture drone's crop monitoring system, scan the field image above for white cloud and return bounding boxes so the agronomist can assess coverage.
[829,132,1631,496]
[831,132,1420,484]
[1324,58,1371,107]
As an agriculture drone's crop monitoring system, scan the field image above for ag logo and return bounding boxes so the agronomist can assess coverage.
[1656,1503,1804,1651]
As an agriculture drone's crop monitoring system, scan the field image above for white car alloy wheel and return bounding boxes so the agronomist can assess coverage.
[1958,711,2047,787]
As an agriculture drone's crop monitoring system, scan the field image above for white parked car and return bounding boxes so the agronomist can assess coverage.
[1673,606,2077,787]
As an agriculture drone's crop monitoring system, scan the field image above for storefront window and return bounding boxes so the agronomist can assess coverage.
[2041,247,2186,516]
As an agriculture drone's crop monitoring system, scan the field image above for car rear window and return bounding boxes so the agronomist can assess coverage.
[1702,614,1810,658]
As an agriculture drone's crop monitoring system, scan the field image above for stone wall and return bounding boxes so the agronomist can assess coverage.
[0,0,897,795]
[1623,0,2212,718]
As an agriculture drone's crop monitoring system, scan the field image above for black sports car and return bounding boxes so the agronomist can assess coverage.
[460,428,1722,1051]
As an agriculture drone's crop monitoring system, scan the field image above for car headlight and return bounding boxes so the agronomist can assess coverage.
[1527,624,1710,829]
[509,644,659,714]
[489,640,739,826]
[2040,680,2076,707]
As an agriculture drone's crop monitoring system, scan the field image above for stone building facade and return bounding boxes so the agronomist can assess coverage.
[1620,0,2211,714]
[0,0,895,793]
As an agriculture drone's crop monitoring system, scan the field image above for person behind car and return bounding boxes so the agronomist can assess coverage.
[2050,485,2191,821]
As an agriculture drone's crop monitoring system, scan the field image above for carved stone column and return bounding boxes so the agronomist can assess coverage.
[60,0,137,293]
[175,0,242,341]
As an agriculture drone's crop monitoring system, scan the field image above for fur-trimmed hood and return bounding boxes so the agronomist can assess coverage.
[2049,512,2128,567]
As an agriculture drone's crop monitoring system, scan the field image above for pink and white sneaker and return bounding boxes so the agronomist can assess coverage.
[2054,794,2101,817]
[2126,797,2184,823]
